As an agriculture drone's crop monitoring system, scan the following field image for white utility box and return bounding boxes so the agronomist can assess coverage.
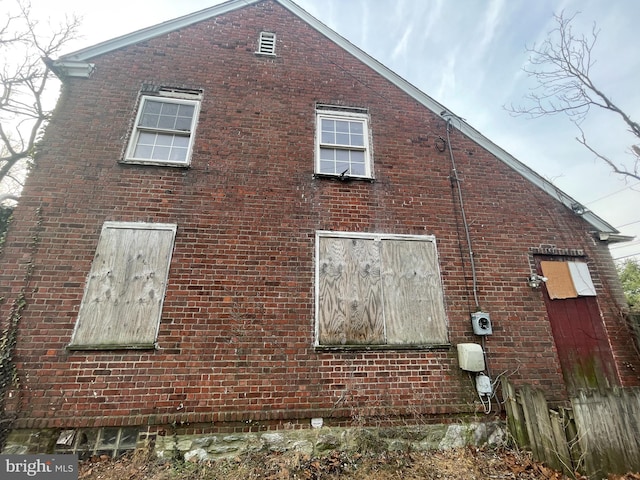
[457,343,485,372]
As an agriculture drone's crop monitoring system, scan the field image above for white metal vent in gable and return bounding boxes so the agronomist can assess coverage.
[257,31,276,55]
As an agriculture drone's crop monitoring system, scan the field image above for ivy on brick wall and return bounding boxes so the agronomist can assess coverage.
[0,206,12,250]
[0,205,40,451]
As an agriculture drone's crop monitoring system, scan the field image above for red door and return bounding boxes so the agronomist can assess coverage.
[535,256,618,392]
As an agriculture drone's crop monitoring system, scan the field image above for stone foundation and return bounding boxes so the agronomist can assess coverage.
[3,420,506,461]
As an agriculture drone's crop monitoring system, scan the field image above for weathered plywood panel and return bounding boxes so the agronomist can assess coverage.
[318,236,383,345]
[381,239,447,344]
[69,222,176,348]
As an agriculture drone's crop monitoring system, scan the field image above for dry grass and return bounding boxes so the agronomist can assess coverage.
[75,445,640,480]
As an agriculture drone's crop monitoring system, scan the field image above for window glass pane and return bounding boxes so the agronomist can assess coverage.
[350,162,365,176]
[153,146,171,160]
[173,136,190,148]
[142,100,162,114]
[350,134,364,147]
[157,115,176,129]
[137,132,156,145]
[169,147,187,162]
[351,150,365,163]
[178,104,195,117]
[322,131,335,144]
[350,122,363,134]
[139,100,195,132]
[335,120,349,133]
[139,113,159,128]
[175,117,192,131]
[160,103,179,116]
[336,162,349,173]
[155,135,174,147]
[335,133,350,145]
[321,119,334,131]
[319,160,334,174]
[133,145,153,159]
[99,428,119,448]
[119,428,139,448]
[336,149,350,161]
[320,147,335,160]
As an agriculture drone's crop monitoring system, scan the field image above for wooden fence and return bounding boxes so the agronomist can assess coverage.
[502,379,640,479]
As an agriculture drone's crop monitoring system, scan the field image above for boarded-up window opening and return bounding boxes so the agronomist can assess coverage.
[68,222,177,350]
[316,231,448,347]
[540,260,596,300]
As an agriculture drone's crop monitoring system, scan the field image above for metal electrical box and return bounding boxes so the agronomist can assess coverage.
[471,312,492,336]
[457,343,485,372]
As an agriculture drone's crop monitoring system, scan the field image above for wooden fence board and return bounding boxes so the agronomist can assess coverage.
[549,409,573,476]
[572,388,640,478]
[504,381,640,479]
[502,378,529,448]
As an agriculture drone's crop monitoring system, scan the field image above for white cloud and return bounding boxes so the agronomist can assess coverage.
[391,24,413,62]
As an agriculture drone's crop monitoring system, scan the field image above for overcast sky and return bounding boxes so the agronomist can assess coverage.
[23,0,640,261]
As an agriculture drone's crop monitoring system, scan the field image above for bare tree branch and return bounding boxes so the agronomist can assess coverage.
[0,0,79,204]
[577,128,640,183]
[506,11,640,182]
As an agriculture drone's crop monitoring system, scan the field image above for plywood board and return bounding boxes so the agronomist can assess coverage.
[70,222,176,348]
[317,236,384,345]
[381,239,447,344]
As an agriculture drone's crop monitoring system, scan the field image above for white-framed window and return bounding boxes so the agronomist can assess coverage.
[256,31,276,55]
[315,231,448,348]
[124,91,201,166]
[68,222,177,350]
[315,109,372,179]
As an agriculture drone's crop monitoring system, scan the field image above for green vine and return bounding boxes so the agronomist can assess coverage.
[0,206,43,450]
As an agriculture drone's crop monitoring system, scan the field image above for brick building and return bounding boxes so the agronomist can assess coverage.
[1,0,638,456]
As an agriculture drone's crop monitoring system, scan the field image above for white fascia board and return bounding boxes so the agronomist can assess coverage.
[49,60,96,78]
[59,0,262,62]
[55,0,619,236]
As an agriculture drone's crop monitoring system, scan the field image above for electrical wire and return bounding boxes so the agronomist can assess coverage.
[583,181,640,206]
[446,119,480,309]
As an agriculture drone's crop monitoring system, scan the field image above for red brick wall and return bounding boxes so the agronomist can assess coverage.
[1,0,638,430]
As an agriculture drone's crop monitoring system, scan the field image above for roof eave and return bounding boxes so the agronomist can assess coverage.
[48,60,96,78]
[59,0,261,62]
[55,0,621,237]
[597,232,635,244]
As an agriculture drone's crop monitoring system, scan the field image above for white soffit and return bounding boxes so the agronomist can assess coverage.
[55,0,623,238]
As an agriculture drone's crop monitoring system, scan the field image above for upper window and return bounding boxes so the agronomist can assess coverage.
[124,91,201,166]
[257,31,276,55]
[68,222,177,350]
[315,109,372,179]
[315,231,448,348]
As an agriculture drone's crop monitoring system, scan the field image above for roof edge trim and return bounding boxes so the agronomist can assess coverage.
[50,60,96,78]
[59,0,262,62]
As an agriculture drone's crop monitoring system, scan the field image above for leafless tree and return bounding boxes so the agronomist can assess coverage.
[507,11,640,183]
[0,0,79,205]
